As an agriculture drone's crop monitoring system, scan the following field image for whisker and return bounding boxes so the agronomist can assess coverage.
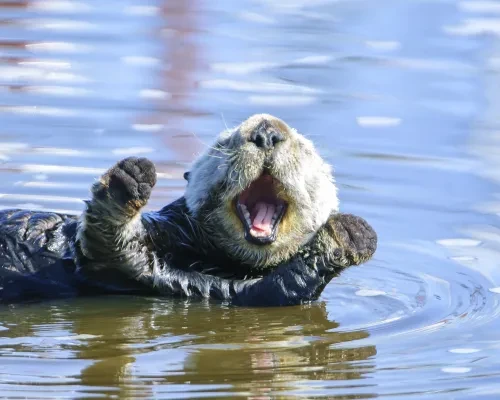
[206,154,225,159]
[188,129,234,157]
[220,112,229,131]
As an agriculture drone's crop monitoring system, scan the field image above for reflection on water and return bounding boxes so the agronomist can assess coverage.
[2,0,500,398]
[0,298,375,398]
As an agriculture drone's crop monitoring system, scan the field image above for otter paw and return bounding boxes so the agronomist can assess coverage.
[93,157,157,211]
[326,213,377,266]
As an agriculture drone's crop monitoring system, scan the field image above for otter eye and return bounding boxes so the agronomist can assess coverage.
[183,171,190,181]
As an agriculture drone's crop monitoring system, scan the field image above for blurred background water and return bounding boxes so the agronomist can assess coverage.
[1,0,500,398]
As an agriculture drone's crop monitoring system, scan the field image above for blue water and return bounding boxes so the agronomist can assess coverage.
[1,0,500,398]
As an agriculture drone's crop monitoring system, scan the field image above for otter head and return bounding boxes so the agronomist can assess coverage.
[184,114,338,268]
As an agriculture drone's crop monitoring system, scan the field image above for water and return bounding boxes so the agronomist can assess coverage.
[1,0,500,398]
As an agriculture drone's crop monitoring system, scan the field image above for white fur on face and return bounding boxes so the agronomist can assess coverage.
[274,128,338,232]
[184,114,339,266]
[184,127,236,215]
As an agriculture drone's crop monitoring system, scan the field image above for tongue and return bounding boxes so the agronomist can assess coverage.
[251,202,276,236]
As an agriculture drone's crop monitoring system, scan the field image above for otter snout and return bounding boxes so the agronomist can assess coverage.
[249,120,285,150]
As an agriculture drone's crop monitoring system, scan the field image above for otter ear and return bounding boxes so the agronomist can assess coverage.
[183,171,190,181]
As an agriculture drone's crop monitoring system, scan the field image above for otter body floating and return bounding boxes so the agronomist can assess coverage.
[0,115,377,306]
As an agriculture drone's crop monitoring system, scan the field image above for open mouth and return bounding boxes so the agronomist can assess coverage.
[235,173,287,245]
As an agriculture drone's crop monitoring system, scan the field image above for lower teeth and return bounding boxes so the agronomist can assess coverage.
[250,229,269,238]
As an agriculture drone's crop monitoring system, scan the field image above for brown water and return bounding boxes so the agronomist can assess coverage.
[1,0,500,398]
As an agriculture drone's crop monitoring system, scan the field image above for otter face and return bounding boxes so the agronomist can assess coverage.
[184,114,339,268]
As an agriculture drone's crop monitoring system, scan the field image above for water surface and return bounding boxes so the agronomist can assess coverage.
[1,0,500,398]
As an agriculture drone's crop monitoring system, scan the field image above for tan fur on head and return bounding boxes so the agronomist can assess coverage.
[185,114,339,268]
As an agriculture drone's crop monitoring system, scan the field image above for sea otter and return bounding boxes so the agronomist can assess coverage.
[0,114,377,306]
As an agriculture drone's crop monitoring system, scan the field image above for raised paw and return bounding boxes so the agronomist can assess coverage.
[325,213,377,266]
[93,157,157,212]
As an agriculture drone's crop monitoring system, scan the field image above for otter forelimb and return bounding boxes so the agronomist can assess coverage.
[76,157,157,273]
[131,249,335,307]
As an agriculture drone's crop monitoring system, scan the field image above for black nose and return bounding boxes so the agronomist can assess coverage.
[249,121,284,150]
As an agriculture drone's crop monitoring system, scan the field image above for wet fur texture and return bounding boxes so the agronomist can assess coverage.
[0,114,377,306]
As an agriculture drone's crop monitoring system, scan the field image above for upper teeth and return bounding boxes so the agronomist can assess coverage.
[240,203,251,225]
